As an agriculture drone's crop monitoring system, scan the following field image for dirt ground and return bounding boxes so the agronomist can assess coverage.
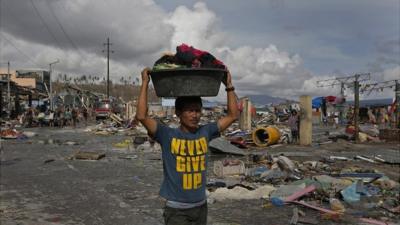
[0,126,399,225]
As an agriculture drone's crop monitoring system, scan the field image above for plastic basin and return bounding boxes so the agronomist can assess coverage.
[150,68,227,97]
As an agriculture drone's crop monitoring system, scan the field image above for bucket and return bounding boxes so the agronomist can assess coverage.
[150,68,227,97]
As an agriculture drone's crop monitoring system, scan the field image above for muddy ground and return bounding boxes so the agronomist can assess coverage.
[0,126,399,225]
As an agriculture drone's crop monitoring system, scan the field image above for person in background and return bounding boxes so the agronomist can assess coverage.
[57,107,65,128]
[48,110,55,127]
[25,107,34,128]
[82,107,88,126]
[288,110,299,143]
[37,110,45,127]
[368,108,376,124]
[136,67,238,225]
[71,107,78,128]
[64,107,72,126]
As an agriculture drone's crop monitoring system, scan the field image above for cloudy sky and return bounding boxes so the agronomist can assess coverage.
[0,0,399,101]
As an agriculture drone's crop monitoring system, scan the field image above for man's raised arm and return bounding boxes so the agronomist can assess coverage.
[218,71,239,132]
[135,68,157,136]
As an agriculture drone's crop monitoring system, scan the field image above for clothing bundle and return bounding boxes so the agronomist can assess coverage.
[153,43,226,71]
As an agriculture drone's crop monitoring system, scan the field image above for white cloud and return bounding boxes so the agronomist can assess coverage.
[163,2,356,100]
[298,76,340,97]
[2,0,172,64]
[1,33,142,82]
[165,2,226,51]
[382,66,400,81]
[215,45,316,99]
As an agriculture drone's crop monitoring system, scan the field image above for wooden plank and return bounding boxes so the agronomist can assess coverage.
[68,151,105,160]
[285,185,316,202]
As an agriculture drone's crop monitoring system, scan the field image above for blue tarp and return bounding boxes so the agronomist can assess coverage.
[312,97,324,108]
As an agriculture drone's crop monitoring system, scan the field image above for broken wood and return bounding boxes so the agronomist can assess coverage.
[289,200,340,215]
[359,218,392,225]
[68,151,105,160]
[355,155,375,163]
[110,113,123,124]
[285,185,316,202]
[289,207,299,225]
[44,159,55,164]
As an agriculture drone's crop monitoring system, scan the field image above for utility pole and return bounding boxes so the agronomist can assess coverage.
[102,38,114,99]
[316,73,370,143]
[7,61,10,112]
[338,82,345,125]
[49,59,59,110]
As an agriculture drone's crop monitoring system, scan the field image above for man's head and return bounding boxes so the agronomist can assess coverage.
[175,96,203,131]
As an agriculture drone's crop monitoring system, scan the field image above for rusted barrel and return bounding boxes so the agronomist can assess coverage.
[252,126,281,147]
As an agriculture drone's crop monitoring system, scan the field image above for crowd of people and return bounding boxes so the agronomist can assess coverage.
[20,106,90,128]
[367,107,393,127]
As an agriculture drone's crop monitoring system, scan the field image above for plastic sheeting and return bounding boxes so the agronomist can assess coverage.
[312,97,324,109]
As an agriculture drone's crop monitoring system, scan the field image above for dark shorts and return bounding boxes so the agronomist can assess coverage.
[291,130,299,140]
[163,203,207,225]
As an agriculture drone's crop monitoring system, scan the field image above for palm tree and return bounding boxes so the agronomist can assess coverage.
[81,75,87,84]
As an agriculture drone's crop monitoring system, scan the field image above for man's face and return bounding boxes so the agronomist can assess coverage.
[179,103,202,131]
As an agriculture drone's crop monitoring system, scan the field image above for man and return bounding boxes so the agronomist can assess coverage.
[82,107,88,126]
[25,107,34,128]
[136,67,238,225]
[48,110,55,127]
[288,110,299,143]
[71,107,78,128]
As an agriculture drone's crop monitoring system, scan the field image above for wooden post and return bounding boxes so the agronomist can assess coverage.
[395,80,400,128]
[0,86,3,118]
[299,95,312,146]
[28,94,32,107]
[15,93,20,116]
[354,77,360,142]
[239,97,252,131]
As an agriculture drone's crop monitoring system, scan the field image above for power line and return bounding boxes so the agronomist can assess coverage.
[0,33,41,67]
[316,73,371,143]
[46,0,85,57]
[53,1,86,37]
[361,79,398,95]
[316,73,371,89]
[29,0,62,48]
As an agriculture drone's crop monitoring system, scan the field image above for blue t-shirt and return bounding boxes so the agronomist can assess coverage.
[154,122,220,203]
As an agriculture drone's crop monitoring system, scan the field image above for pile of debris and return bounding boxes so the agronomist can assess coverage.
[208,152,400,225]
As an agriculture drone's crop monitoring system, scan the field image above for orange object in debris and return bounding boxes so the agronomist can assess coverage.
[0,129,18,138]
[252,126,281,147]
[345,126,356,134]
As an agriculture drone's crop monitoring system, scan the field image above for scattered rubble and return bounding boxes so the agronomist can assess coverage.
[1,94,399,225]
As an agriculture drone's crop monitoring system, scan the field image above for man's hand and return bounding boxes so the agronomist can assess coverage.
[141,67,151,84]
